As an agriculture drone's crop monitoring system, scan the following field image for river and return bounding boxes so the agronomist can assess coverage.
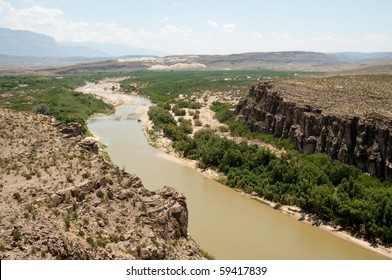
[87,96,386,260]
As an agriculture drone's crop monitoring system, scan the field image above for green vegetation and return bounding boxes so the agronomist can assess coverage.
[200,249,215,260]
[210,101,295,150]
[121,70,306,104]
[140,70,392,245]
[0,74,114,131]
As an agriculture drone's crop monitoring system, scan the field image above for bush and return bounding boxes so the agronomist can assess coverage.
[35,103,49,114]
[172,105,186,116]
[148,106,176,129]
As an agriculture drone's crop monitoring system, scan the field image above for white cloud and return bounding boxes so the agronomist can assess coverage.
[365,34,387,42]
[207,20,219,28]
[0,0,138,45]
[252,32,263,39]
[139,28,159,39]
[222,23,236,33]
[160,24,192,36]
[0,0,63,28]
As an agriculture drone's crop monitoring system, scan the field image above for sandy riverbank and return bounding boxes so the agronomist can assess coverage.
[81,78,392,259]
[77,77,135,106]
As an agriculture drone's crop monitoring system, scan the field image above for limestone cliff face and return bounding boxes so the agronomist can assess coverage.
[236,82,392,180]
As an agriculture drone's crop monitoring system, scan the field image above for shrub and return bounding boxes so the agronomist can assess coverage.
[13,192,22,203]
[35,103,49,115]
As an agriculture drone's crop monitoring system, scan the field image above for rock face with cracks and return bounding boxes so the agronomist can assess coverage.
[0,109,203,260]
[236,79,392,180]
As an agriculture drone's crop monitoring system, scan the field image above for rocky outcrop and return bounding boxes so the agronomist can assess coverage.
[79,137,99,154]
[236,82,392,180]
[59,122,84,138]
[0,109,203,260]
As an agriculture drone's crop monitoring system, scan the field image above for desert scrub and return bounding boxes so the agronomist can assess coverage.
[96,237,108,248]
[200,249,215,260]
[11,228,22,242]
[65,172,74,183]
[63,214,71,231]
[21,171,32,180]
[82,171,91,179]
[86,236,95,247]
[12,192,22,203]
[96,190,105,199]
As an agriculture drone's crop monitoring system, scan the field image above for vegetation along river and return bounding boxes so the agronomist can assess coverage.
[87,96,385,260]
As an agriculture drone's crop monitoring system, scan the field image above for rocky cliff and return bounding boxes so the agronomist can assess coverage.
[0,109,202,259]
[236,78,392,180]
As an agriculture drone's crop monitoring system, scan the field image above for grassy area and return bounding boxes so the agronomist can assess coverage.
[0,74,114,131]
[121,70,315,104]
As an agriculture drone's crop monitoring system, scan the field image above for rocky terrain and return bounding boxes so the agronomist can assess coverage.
[0,109,202,259]
[236,75,392,180]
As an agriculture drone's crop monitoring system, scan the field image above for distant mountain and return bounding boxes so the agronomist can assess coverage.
[60,41,166,57]
[331,52,392,63]
[195,51,340,68]
[47,51,345,74]
[0,28,107,57]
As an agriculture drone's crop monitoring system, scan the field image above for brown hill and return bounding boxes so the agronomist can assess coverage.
[0,109,202,259]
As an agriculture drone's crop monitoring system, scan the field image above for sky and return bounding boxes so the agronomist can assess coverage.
[1,0,392,55]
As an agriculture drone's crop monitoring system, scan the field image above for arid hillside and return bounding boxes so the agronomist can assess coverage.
[271,75,392,118]
[0,109,202,260]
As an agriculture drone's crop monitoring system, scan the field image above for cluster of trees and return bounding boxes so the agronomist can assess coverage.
[0,75,114,132]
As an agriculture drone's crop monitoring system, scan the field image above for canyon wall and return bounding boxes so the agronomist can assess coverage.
[236,82,392,180]
[0,110,202,260]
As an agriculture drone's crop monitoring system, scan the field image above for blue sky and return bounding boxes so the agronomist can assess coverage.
[1,0,391,54]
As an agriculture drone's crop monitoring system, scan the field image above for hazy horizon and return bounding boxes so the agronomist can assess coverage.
[1,0,392,55]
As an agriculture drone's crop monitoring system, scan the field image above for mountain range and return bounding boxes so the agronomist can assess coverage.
[1,27,392,72]
[0,28,163,58]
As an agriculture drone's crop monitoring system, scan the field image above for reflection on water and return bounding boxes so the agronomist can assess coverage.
[88,96,385,260]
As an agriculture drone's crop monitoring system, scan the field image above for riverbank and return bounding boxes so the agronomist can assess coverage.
[80,78,392,259]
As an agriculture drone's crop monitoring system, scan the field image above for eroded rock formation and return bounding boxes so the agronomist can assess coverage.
[0,109,202,260]
[236,82,392,180]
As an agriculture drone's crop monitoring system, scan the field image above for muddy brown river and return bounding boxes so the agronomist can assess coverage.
[88,96,385,259]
